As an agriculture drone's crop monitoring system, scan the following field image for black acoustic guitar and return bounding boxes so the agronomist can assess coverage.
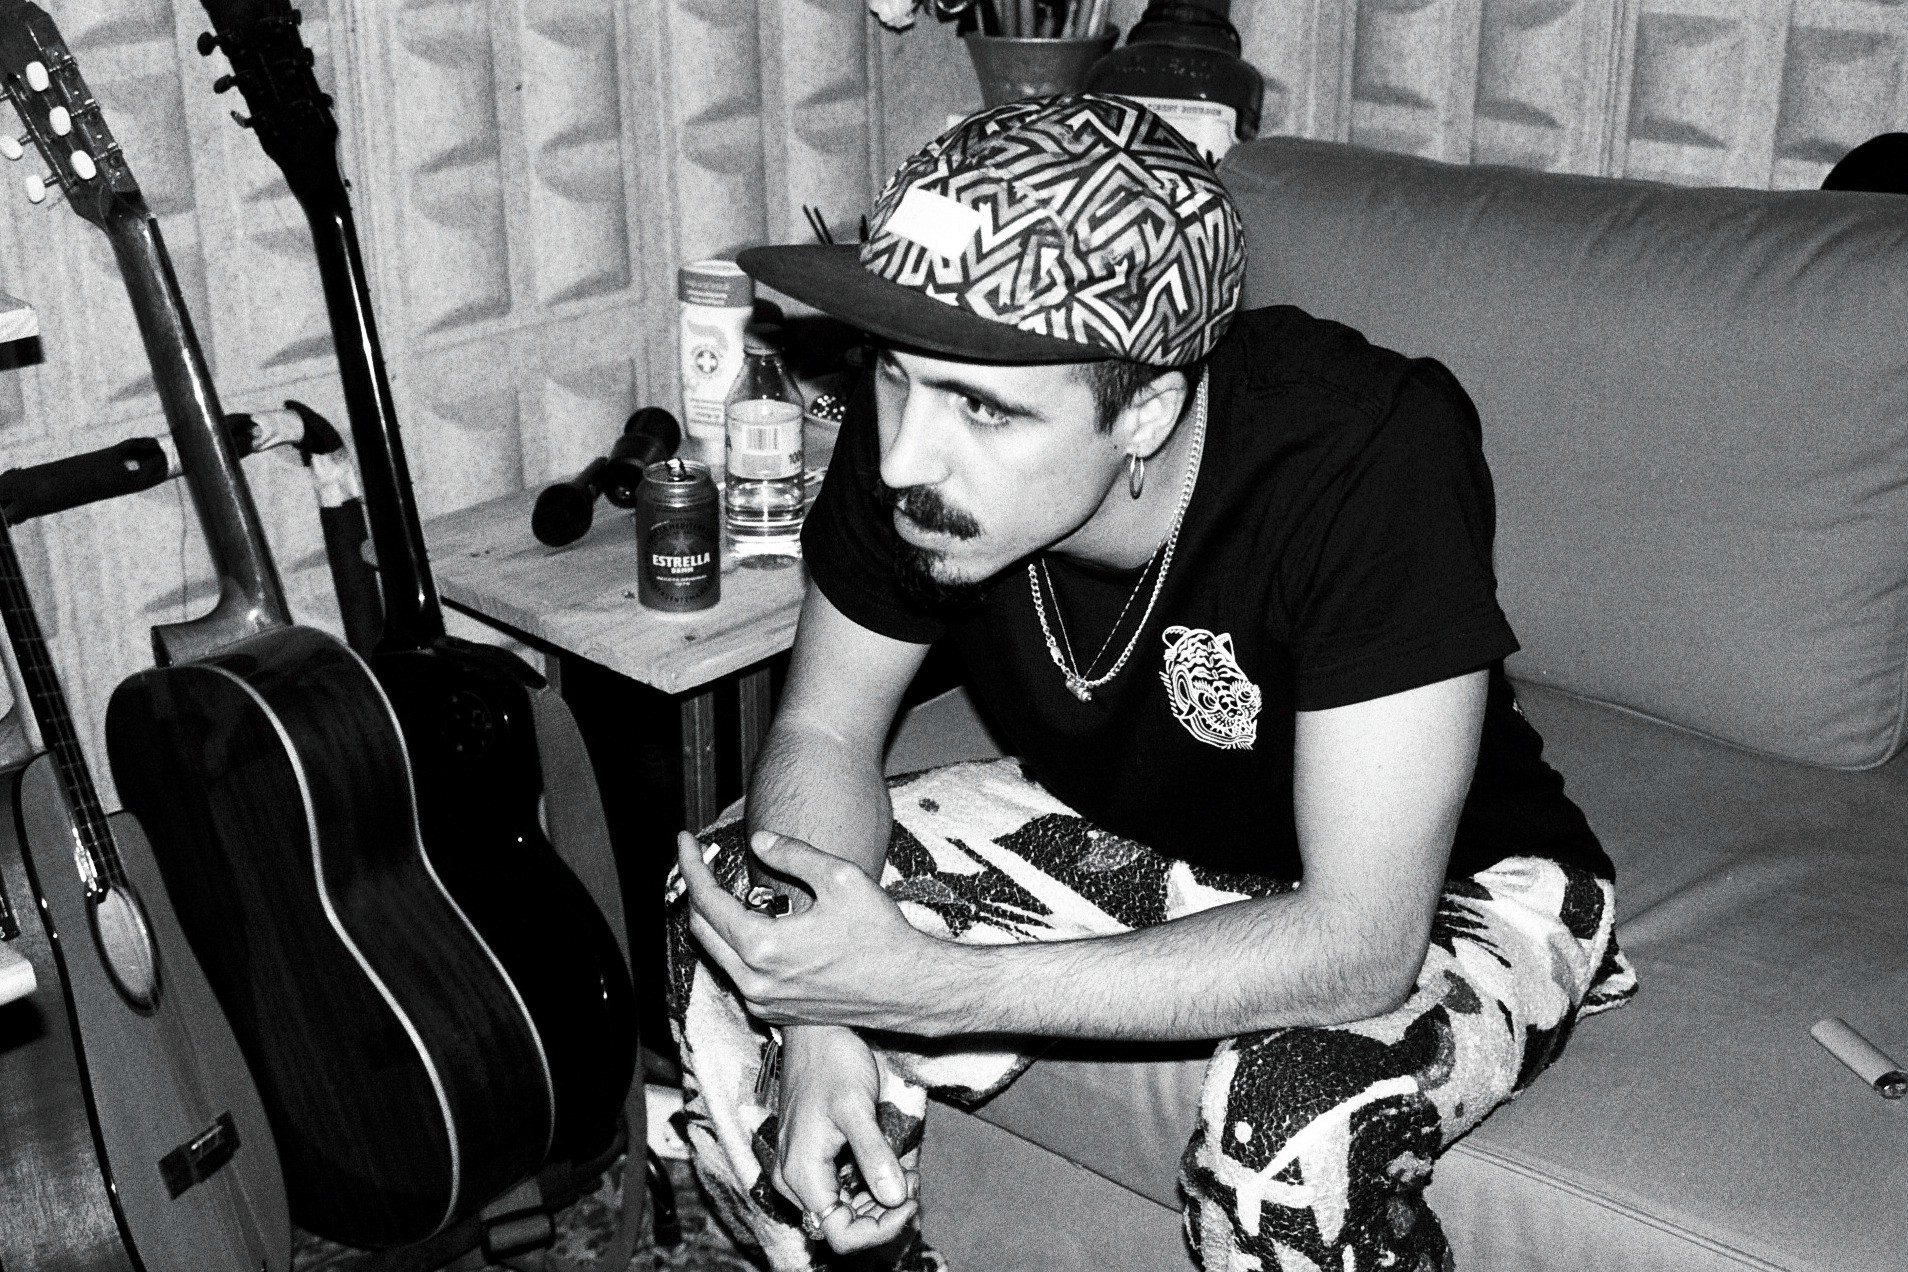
[0,3,556,1248]
[0,509,289,1272]
[196,0,638,1174]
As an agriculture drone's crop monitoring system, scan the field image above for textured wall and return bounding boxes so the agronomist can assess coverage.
[1279,0,1908,186]
[0,0,1902,802]
[0,0,884,803]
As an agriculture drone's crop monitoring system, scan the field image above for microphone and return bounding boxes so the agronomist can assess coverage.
[532,407,682,547]
[601,407,682,508]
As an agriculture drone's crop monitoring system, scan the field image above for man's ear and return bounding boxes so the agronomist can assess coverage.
[1115,369,1191,460]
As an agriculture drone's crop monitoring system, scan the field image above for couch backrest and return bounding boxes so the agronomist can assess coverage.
[1223,137,1908,770]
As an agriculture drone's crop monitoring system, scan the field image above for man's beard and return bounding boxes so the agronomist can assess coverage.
[882,481,990,610]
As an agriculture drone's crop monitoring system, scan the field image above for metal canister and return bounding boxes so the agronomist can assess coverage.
[636,458,721,612]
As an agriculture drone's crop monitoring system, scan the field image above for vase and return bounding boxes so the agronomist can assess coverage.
[961,27,1121,109]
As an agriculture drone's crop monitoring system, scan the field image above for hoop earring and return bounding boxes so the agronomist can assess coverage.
[1127,453,1145,499]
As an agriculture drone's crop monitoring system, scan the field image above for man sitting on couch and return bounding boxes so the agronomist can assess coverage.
[668,94,1636,1272]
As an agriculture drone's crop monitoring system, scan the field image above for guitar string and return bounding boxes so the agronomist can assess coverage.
[0,529,125,889]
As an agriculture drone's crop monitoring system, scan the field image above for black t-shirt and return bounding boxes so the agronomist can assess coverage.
[805,306,1612,883]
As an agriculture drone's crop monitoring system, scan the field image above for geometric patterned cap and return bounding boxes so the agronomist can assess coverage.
[860,95,1245,366]
[738,94,1244,368]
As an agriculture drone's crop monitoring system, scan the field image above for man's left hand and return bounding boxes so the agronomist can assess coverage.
[677,830,945,1033]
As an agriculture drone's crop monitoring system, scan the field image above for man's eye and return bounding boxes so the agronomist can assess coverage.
[960,394,1009,427]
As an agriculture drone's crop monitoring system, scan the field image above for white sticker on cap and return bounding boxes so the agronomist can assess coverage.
[884,187,983,261]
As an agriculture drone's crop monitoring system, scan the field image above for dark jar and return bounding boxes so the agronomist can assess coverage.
[1083,0,1263,166]
[636,458,721,612]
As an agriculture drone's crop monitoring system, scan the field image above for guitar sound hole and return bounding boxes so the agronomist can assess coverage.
[90,884,160,1011]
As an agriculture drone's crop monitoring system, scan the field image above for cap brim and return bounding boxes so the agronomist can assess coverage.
[737,244,1109,365]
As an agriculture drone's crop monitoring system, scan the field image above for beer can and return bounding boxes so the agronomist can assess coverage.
[636,459,721,612]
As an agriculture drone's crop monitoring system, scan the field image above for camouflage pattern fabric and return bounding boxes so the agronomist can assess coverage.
[666,759,1636,1271]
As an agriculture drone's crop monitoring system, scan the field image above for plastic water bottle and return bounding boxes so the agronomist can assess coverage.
[723,332,805,560]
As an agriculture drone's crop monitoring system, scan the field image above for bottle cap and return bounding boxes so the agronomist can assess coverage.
[743,324,784,356]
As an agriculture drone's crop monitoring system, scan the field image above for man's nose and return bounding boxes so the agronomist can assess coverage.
[880,392,951,491]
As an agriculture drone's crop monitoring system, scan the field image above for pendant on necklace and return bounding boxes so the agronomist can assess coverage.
[1065,675,1094,703]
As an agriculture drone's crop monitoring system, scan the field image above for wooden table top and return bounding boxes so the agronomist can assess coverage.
[423,428,837,695]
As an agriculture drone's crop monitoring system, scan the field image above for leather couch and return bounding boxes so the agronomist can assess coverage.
[883,137,1908,1271]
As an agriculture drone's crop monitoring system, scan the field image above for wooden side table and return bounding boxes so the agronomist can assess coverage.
[423,481,815,831]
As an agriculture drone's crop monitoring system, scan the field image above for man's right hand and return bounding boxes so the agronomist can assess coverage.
[771,1024,919,1253]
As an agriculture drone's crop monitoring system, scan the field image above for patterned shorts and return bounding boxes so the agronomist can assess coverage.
[665,759,1636,1272]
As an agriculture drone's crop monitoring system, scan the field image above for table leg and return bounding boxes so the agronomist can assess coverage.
[738,665,772,785]
[681,690,719,832]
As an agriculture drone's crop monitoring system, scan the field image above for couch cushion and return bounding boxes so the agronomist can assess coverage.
[1222,138,1908,770]
[951,682,1908,1271]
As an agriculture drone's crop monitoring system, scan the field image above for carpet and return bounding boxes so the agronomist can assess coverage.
[291,1153,761,1272]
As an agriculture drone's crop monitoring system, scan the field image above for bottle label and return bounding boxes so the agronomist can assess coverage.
[1125,95,1239,165]
[678,259,754,307]
[681,303,752,443]
[726,399,804,480]
[642,515,719,608]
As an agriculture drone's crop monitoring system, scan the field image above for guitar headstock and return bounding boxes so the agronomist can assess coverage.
[197,0,342,204]
[0,0,142,228]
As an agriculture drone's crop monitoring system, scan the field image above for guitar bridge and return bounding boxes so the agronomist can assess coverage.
[159,1110,240,1198]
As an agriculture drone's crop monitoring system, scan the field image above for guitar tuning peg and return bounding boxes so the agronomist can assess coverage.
[47,106,70,136]
[24,171,60,204]
[24,61,49,93]
[213,74,236,94]
[197,31,220,57]
[231,110,252,131]
[69,148,96,181]
[290,9,303,24]
[0,135,21,162]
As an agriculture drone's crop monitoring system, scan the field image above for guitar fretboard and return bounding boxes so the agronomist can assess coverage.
[0,516,124,891]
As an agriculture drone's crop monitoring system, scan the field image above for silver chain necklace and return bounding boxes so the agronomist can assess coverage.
[1029,372,1209,703]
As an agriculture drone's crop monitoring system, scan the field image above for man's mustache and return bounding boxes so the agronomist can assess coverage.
[881,481,982,541]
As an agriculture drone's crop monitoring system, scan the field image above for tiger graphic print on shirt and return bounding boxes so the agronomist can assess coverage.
[1161,625,1262,750]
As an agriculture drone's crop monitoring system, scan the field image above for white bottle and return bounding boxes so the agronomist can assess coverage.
[679,260,754,479]
[723,332,805,561]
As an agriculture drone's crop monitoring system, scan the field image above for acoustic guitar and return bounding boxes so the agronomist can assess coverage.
[197,0,638,1173]
[0,2,556,1248]
[0,512,289,1272]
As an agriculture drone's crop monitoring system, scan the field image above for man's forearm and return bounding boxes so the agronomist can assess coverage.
[745,719,895,883]
[743,718,895,1062]
[906,889,1428,1042]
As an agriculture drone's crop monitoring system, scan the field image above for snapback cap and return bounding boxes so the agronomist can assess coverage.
[738,94,1245,367]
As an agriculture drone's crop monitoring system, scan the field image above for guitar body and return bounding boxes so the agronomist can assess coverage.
[372,637,636,1167]
[0,767,137,1272]
[0,757,290,1272]
[105,625,554,1249]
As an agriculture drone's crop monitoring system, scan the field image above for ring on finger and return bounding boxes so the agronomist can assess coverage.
[800,1201,846,1240]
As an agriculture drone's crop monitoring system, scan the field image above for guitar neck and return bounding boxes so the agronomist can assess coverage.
[296,188,444,653]
[0,519,121,891]
[192,0,443,653]
[110,211,292,664]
